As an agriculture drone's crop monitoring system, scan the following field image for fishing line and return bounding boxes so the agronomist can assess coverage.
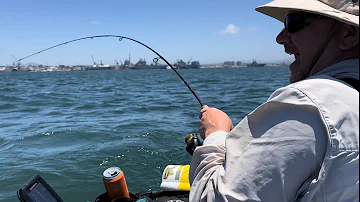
[17,35,204,106]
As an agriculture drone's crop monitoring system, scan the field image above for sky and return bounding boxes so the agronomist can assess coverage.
[0,0,294,66]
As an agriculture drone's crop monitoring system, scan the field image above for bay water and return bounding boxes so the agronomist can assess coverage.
[0,67,289,201]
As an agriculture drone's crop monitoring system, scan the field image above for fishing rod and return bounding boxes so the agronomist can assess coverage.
[18,35,203,106]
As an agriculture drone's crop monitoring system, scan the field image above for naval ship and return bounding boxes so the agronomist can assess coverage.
[85,61,112,70]
[86,56,112,70]
[132,59,167,70]
[247,59,266,67]
[173,59,201,69]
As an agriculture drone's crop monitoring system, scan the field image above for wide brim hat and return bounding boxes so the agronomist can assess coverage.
[256,0,359,26]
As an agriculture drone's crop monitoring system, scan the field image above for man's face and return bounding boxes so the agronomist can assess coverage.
[276,13,336,83]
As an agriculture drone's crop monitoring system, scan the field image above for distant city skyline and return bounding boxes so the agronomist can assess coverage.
[0,0,294,66]
[1,58,294,67]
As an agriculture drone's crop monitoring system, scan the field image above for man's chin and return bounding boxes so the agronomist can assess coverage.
[289,60,311,83]
[289,60,300,83]
[289,71,308,83]
[289,75,299,83]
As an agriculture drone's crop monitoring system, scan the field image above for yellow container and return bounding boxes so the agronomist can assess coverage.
[160,165,190,191]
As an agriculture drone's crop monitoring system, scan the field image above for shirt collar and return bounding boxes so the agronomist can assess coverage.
[313,59,359,80]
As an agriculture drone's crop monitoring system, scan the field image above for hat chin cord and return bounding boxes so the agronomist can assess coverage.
[308,21,340,76]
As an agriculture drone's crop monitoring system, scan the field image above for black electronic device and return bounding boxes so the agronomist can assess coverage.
[17,175,63,202]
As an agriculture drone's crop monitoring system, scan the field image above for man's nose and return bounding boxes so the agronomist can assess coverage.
[276,28,291,45]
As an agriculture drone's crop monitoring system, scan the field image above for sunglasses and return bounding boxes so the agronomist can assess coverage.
[284,13,322,33]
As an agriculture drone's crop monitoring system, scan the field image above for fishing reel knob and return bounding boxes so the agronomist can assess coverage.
[185,133,202,156]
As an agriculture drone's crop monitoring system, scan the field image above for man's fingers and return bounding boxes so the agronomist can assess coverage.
[199,105,209,119]
[199,110,206,119]
[200,105,209,113]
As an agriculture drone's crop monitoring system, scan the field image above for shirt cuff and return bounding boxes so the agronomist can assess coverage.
[203,131,227,146]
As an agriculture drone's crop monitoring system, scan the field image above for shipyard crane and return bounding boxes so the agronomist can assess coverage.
[91,55,97,66]
[114,59,119,69]
[187,57,193,65]
[11,54,20,67]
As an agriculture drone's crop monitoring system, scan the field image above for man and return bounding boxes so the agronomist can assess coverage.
[189,0,359,201]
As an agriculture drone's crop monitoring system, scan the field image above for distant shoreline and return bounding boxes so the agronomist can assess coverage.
[0,62,291,73]
[0,64,289,73]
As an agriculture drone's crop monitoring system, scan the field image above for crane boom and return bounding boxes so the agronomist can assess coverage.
[11,54,17,62]
[10,54,20,67]
[188,57,192,65]
[91,55,96,65]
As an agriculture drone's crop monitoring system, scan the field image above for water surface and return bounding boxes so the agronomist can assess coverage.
[0,67,289,201]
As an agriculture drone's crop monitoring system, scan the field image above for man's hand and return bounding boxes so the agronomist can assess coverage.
[199,105,233,139]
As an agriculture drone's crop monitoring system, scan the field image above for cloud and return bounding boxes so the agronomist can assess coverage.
[220,24,240,34]
[248,26,258,31]
[90,21,101,25]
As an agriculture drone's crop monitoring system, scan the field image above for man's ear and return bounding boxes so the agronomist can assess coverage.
[339,24,359,51]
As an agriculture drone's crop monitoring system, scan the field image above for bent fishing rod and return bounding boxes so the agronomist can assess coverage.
[17,35,204,106]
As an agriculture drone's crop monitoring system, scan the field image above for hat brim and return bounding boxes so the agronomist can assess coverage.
[256,0,359,26]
